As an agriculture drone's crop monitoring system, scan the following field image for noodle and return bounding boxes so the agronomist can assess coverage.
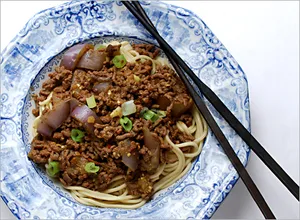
[32,40,208,209]
[32,91,53,136]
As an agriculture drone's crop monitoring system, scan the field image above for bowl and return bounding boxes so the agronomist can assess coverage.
[0,0,250,218]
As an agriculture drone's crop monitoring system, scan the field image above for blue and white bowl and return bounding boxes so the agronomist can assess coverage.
[0,0,250,219]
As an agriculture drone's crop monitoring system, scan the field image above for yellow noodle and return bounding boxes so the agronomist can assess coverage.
[176,121,191,135]
[32,92,53,136]
[110,175,125,182]
[164,165,177,173]
[120,189,128,197]
[150,163,166,180]
[103,183,127,194]
[81,197,147,209]
[165,161,179,168]
[65,186,138,201]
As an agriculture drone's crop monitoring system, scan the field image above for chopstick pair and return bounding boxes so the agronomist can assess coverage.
[122,0,299,218]
[125,2,298,201]
[123,2,274,219]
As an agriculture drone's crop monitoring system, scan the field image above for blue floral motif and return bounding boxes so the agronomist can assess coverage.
[0,93,8,104]
[49,0,116,36]
[0,0,251,219]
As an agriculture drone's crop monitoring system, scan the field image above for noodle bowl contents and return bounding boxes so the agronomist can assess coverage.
[28,40,208,209]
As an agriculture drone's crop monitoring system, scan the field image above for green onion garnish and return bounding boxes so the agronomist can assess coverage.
[113,55,127,68]
[143,109,165,122]
[120,117,133,132]
[140,107,149,116]
[150,114,159,122]
[85,162,100,173]
[71,129,85,143]
[94,44,106,50]
[133,75,140,82]
[157,110,167,118]
[86,95,97,108]
[47,161,60,177]
[143,110,156,120]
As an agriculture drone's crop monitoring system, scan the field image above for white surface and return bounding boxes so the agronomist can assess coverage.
[0,1,299,219]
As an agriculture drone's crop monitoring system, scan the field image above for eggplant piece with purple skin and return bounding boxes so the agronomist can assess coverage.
[60,44,94,71]
[122,151,139,171]
[77,49,106,71]
[36,98,100,137]
[37,100,71,137]
[70,104,101,135]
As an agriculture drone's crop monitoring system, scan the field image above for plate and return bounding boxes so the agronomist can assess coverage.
[0,0,250,219]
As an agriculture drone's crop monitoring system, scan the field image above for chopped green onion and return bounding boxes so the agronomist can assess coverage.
[120,117,133,132]
[113,55,127,68]
[140,107,149,116]
[85,162,100,173]
[86,95,97,108]
[142,109,165,122]
[46,161,60,177]
[143,110,156,120]
[150,114,159,122]
[133,75,140,82]
[157,110,167,118]
[71,129,85,143]
[94,44,106,50]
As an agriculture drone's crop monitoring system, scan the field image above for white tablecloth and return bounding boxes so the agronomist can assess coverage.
[1,1,299,219]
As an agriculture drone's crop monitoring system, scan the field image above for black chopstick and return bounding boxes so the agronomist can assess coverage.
[126,1,276,219]
[124,0,299,201]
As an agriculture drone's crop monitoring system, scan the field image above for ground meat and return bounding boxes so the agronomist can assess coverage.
[154,125,168,138]
[53,132,64,141]
[52,86,71,105]
[31,67,72,116]
[100,115,111,124]
[126,175,153,199]
[71,69,93,102]
[179,113,194,127]
[39,66,72,101]
[61,156,89,185]
[32,108,39,117]
[28,42,201,200]
[169,125,195,144]
[132,43,160,59]
[28,136,63,164]
[116,132,135,141]
[95,125,119,141]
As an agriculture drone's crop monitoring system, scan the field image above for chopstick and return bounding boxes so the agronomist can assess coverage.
[123,0,299,201]
[124,1,276,219]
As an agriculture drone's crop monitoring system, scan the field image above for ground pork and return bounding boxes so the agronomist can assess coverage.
[28,43,198,199]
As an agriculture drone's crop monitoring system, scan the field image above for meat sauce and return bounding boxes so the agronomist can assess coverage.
[28,43,194,199]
